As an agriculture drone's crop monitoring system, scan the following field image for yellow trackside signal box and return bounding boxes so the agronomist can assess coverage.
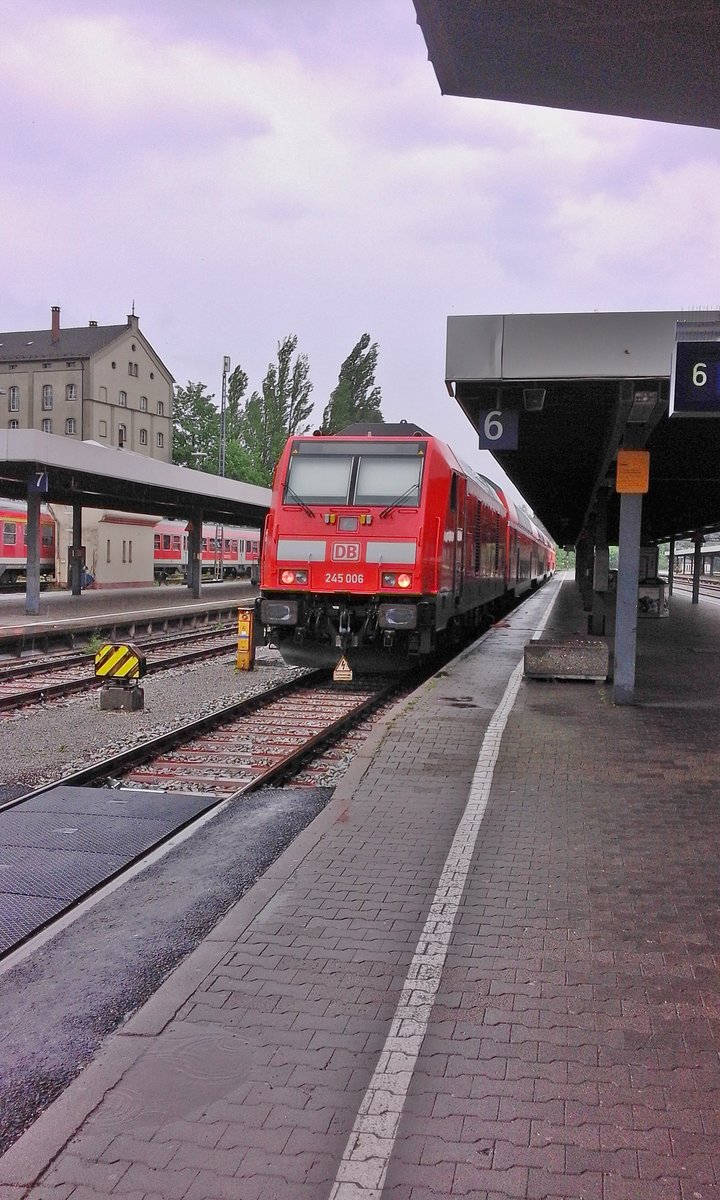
[237,609,255,671]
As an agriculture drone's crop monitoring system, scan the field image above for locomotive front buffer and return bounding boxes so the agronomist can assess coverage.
[94,642,147,711]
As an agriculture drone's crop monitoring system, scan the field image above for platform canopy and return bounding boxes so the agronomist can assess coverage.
[412,1,720,130]
[447,311,720,547]
[0,430,269,526]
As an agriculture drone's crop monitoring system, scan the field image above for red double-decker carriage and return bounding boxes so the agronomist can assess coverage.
[259,423,554,671]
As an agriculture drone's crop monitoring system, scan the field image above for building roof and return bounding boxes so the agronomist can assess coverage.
[0,324,127,364]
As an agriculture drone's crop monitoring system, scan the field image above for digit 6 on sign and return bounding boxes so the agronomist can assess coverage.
[693,363,707,387]
[483,410,504,441]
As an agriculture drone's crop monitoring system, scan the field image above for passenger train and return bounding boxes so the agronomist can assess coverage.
[153,519,260,581]
[0,501,56,584]
[259,423,555,670]
[0,506,259,585]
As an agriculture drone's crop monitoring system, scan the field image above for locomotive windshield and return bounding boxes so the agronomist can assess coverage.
[284,441,425,508]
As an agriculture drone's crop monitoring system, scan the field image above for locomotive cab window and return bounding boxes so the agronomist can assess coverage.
[285,455,353,505]
[284,441,425,508]
[355,455,422,506]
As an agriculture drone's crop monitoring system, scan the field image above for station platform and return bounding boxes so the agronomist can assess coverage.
[3,575,720,1199]
[0,581,254,648]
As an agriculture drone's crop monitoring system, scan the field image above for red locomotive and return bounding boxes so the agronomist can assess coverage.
[0,501,56,585]
[259,423,554,670]
[153,519,260,581]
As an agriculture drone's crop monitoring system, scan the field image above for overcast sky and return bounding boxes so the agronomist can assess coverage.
[3,0,720,506]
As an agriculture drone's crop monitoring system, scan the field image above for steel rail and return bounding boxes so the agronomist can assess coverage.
[0,634,242,712]
[0,670,328,813]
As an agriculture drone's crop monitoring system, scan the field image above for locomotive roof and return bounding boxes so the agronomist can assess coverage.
[337,422,430,437]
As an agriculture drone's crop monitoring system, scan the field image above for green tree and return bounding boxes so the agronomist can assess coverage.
[321,333,383,433]
[172,382,220,470]
[234,335,314,486]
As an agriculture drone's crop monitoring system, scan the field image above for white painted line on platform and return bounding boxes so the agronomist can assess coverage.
[329,583,560,1199]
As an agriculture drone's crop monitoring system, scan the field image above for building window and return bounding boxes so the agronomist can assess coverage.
[118,423,127,447]
[119,390,127,407]
[139,428,148,445]
[129,539,133,563]
[99,386,107,403]
[157,432,164,448]
[122,540,127,564]
[107,538,111,563]
[140,395,148,412]
[157,400,164,416]
[8,386,19,411]
[99,419,107,437]
[8,420,19,430]
[65,418,77,435]
[42,418,52,433]
[42,385,53,409]
[66,383,77,401]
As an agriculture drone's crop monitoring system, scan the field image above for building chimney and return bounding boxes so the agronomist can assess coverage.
[51,306,60,343]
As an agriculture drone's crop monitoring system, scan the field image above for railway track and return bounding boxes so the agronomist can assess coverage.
[0,669,409,960]
[0,624,241,711]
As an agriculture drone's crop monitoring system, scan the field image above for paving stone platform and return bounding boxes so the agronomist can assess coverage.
[3,575,720,1199]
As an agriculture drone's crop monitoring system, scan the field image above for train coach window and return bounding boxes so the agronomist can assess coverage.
[172,536,181,551]
[163,535,171,550]
[3,523,15,545]
[42,526,53,547]
[355,456,422,507]
[154,534,161,550]
[285,454,353,505]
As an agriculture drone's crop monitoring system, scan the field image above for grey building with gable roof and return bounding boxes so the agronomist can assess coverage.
[0,307,173,461]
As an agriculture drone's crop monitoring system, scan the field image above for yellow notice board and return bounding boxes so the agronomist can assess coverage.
[616,450,650,494]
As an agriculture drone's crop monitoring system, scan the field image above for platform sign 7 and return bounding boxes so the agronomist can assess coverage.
[28,470,48,494]
[478,409,518,450]
[670,341,720,416]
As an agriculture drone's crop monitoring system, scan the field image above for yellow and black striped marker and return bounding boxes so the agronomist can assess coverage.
[94,643,147,680]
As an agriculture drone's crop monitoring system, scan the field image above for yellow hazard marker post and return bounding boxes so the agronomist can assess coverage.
[236,609,255,671]
[95,642,147,711]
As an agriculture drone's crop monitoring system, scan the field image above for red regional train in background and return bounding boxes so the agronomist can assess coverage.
[259,422,555,671]
[153,519,260,581]
[0,500,56,585]
[0,507,259,586]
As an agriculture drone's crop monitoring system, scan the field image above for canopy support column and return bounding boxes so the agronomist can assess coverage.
[692,531,703,604]
[613,492,643,705]
[70,503,83,596]
[667,535,675,597]
[589,491,609,636]
[187,512,203,599]
[26,478,41,617]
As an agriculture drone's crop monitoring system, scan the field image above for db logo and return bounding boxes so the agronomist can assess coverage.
[332,542,361,562]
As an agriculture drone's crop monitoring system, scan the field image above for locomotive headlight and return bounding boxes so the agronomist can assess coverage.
[381,572,397,587]
[294,569,308,584]
[397,573,412,589]
[280,569,308,585]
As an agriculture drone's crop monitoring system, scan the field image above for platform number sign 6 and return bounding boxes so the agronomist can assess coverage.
[478,408,519,450]
[670,341,720,417]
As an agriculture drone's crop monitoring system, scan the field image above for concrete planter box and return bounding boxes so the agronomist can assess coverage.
[524,638,609,682]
